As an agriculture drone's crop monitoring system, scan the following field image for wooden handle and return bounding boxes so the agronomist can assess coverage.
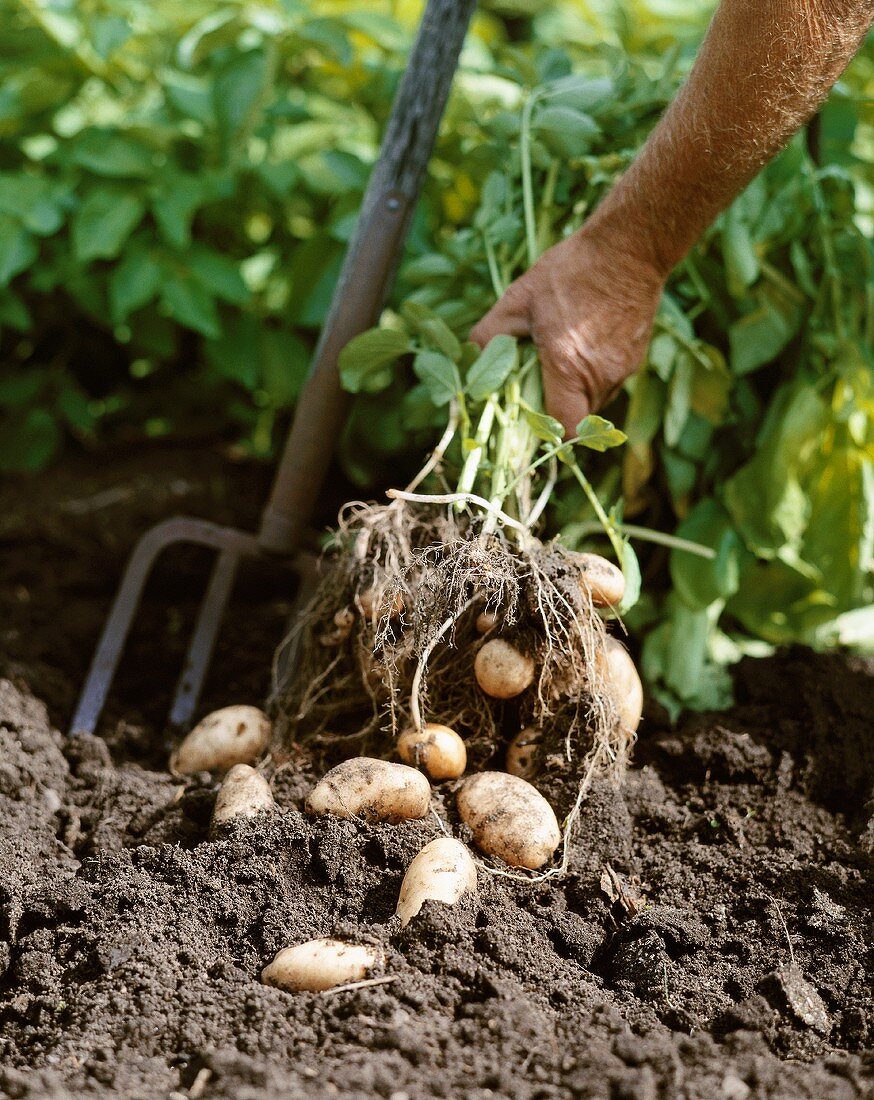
[258,0,477,555]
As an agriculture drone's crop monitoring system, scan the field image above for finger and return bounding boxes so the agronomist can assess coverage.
[540,346,592,439]
[469,281,532,348]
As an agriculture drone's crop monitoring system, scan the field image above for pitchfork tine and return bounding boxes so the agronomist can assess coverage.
[71,519,259,736]
[168,547,240,731]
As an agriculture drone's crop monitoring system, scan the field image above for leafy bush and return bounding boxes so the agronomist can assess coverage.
[1,0,871,710]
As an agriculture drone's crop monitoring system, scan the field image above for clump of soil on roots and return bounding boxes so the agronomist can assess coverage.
[0,446,872,1099]
[272,500,629,836]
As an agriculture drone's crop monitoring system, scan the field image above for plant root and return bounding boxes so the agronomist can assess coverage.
[271,499,634,797]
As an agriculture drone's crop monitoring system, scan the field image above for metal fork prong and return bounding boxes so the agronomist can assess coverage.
[70,519,189,736]
[70,518,261,737]
[168,547,240,731]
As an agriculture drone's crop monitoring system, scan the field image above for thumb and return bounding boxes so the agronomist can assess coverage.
[469,279,532,348]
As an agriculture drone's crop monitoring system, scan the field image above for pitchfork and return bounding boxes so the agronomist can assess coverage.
[70,0,477,736]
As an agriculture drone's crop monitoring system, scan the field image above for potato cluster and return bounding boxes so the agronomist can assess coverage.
[167,557,645,994]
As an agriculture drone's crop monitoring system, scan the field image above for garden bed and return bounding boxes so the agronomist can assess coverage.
[0,445,871,1099]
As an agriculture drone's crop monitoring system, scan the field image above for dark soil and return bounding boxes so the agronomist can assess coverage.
[1,444,872,1100]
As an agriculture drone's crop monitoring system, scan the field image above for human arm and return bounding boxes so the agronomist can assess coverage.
[470,0,874,434]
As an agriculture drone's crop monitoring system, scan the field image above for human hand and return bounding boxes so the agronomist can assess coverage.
[470,221,666,436]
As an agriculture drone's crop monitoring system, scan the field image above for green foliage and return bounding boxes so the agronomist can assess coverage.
[1,0,872,712]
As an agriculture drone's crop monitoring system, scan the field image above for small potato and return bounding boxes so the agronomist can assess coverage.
[573,552,625,607]
[305,758,430,823]
[262,938,383,993]
[475,609,498,634]
[357,588,404,620]
[505,727,541,781]
[396,837,477,926]
[333,607,355,633]
[170,705,271,775]
[597,637,643,734]
[457,772,560,870]
[211,764,275,831]
[474,639,535,699]
[397,723,466,781]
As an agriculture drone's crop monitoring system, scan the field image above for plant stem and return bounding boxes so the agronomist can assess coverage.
[520,92,539,266]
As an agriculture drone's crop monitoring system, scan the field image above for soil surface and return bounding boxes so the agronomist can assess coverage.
[1,444,872,1100]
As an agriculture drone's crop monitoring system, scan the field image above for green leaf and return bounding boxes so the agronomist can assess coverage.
[152,177,205,248]
[0,175,65,235]
[401,302,461,360]
[413,350,460,407]
[721,206,759,294]
[109,247,162,323]
[0,369,45,406]
[0,408,61,472]
[214,51,267,141]
[533,105,600,157]
[728,299,802,375]
[0,215,37,285]
[343,10,408,49]
[544,75,614,113]
[338,328,411,394]
[523,404,564,445]
[72,189,145,262]
[0,289,30,330]
[670,500,742,609]
[575,414,626,452]
[647,331,676,381]
[188,248,248,304]
[204,311,260,389]
[664,353,693,447]
[402,253,456,284]
[90,15,131,58]
[161,274,220,338]
[71,130,154,178]
[465,335,517,401]
[617,539,641,614]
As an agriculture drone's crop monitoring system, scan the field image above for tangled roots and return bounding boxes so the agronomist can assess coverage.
[270,500,634,784]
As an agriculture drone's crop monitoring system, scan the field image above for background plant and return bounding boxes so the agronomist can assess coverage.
[1,0,872,713]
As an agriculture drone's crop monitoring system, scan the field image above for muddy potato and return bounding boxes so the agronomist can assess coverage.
[305,757,430,823]
[457,772,560,870]
[475,609,499,634]
[211,764,275,831]
[170,705,271,775]
[396,837,477,926]
[597,637,643,734]
[397,723,466,781]
[572,552,625,607]
[261,938,383,992]
[357,588,404,620]
[505,727,541,781]
[474,639,535,699]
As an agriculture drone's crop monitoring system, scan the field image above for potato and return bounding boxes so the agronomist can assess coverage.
[333,607,355,633]
[505,727,541,780]
[572,552,625,607]
[475,609,498,634]
[305,758,430,823]
[457,772,560,870]
[395,837,477,926]
[397,723,466,781]
[474,639,535,699]
[210,764,275,831]
[357,588,404,619]
[597,636,643,734]
[170,705,271,775]
[261,938,384,992]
